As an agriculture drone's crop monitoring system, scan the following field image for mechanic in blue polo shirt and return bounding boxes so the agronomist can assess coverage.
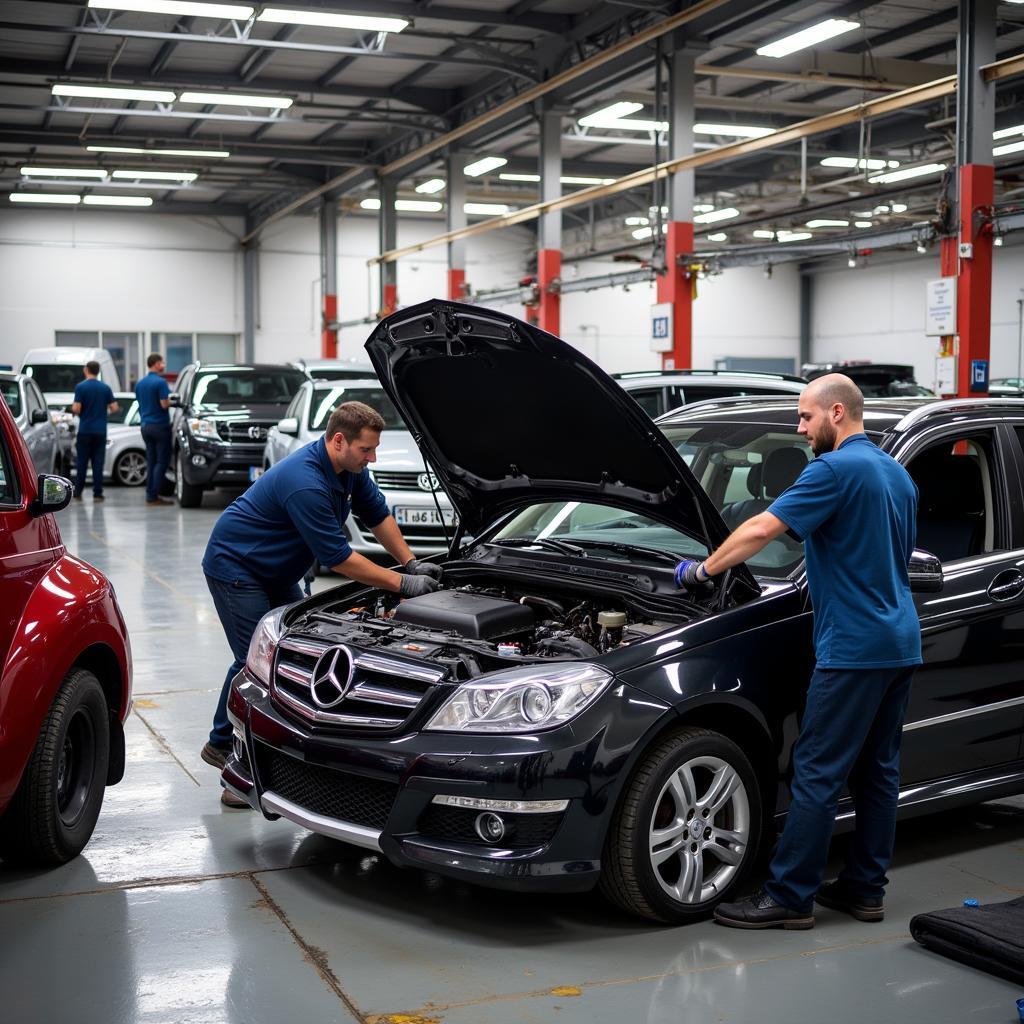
[135,352,173,506]
[199,400,442,807]
[71,360,118,501]
[675,373,920,930]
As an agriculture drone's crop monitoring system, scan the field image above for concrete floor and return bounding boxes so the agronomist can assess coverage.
[2,488,1023,1024]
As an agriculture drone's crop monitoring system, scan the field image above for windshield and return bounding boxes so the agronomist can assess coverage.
[0,380,21,418]
[22,364,83,394]
[191,370,306,408]
[308,368,377,381]
[308,386,404,431]
[109,399,139,425]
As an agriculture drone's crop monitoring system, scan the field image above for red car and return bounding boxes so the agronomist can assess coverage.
[0,396,132,865]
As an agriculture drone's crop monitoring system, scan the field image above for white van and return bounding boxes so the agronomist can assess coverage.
[21,347,123,410]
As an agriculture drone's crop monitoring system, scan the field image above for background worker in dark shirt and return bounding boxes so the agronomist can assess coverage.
[135,353,172,506]
[71,360,117,501]
[675,374,920,930]
[200,400,442,806]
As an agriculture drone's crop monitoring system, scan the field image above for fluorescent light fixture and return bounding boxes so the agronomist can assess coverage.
[415,178,446,194]
[82,195,154,206]
[465,202,511,215]
[259,8,407,32]
[500,173,540,182]
[805,219,849,228]
[632,226,654,240]
[87,1,253,16]
[873,205,889,214]
[820,156,897,170]
[994,139,1024,157]
[756,18,859,59]
[777,231,813,242]
[86,145,230,158]
[21,166,108,179]
[994,123,1024,140]
[707,232,728,242]
[9,192,82,205]
[394,199,442,212]
[694,123,775,138]
[891,203,908,213]
[994,236,1004,247]
[360,198,381,210]
[854,221,873,228]
[179,91,292,109]
[625,216,649,226]
[463,156,507,177]
[53,83,176,103]
[868,162,946,184]
[111,169,198,181]
[752,229,775,239]
[579,102,667,132]
[693,203,715,213]
[564,133,660,148]
[694,207,739,224]
[560,175,615,185]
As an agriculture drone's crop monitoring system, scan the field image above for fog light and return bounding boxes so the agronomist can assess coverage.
[475,812,506,844]
[191,454,207,466]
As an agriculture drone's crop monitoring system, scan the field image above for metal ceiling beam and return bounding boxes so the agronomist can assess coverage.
[695,63,910,92]
[149,15,195,77]
[240,167,366,243]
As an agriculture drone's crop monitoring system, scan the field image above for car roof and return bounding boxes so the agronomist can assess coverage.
[310,377,381,389]
[0,371,26,382]
[191,363,306,373]
[618,373,806,393]
[614,368,808,384]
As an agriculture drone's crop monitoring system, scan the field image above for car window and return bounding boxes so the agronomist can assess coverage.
[108,399,137,425]
[308,386,404,431]
[905,431,1001,563]
[629,387,664,418]
[192,370,306,407]
[308,368,377,380]
[285,391,304,420]
[0,432,18,505]
[22,364,83,394]
[0,380,21,418]
[25,382,46,418]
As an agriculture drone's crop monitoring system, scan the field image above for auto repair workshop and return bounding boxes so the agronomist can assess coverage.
[3,0,1024,1021]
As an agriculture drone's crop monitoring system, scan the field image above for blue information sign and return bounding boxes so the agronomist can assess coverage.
[969,359,989,393]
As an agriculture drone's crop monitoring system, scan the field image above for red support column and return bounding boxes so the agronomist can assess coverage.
[321,292,337,359]
[447,269,466,301]
[381,283,398,319]
[657,222,694,370]
[537,249,561,335]
[955,164,994,397]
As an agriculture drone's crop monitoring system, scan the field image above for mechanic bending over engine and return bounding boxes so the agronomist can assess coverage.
[675,373,921,930]
[199,400,442,807]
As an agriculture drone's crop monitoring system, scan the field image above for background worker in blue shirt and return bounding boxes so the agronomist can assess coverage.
[200,400,442,806]
[135,353,172,506]
[676,374,920,930]
[71,360,117,501]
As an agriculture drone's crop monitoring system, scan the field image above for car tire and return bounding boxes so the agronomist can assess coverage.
[176,452,203,508]
[600,726,762,923]
[113,449,147,488]
[0,669,110,866]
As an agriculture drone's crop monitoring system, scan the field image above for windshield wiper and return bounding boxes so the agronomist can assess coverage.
[490,536,588,556]
[568,539,682,564]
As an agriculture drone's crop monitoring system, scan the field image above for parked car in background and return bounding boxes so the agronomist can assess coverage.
[0,394,132,866]
[170,362,308,507]
[802,361,932,397]
[71,395,147,490]
[0,371,60,475]
[21,347,122,409]
[293,358,377,381]
[265,378,454,558]
[613,369,806,419]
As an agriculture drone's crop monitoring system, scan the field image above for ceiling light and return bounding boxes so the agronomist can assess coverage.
[560,175,615,185]
[465,202,511,215]
[805,219,849,228]
[756,18,860,59]
[86,145,230,158]
[21,166,108,179]
[9,192,82,205]
[994,235,1004,247]
[179,91,292,109]
[111,169,197,181]
[578,102,667,132]
[625,216,649,226]
[87,1,254,16]
[854,221,873,228]
[752,229,775,239]
[693,203,714,213]
[563,133,660,147]
[777,231,813,242]
[53,83,177,103]
[707,232,728,242]
[415,178,446,194]
[499,173,540,182]
[994,139,1024,157]
[694,123,775,138]
[820,156,894,170]
[994,123,1024,140]
[891,203,908,213]
[463,156,507,177]
[258,8,408,32]
[360,198,381,210]
[868,163,946,184]
[394,199,442,212]
[632,226,654,240]
[82,195,154,206]
[694,207,739,224]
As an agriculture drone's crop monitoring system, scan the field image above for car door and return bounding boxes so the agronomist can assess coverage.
[22,381,52,474]
[890,422,1024,782]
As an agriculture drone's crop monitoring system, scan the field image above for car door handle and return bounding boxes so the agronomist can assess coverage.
[987,570,1024,601]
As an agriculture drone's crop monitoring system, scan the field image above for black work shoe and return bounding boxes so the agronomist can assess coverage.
[200,742,229,770]
[714,889,815,930]
[220,788,251,809]
[93,494,105,502]
[815,880,885,922]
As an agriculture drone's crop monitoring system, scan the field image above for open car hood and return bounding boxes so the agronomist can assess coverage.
[365,300,758,593]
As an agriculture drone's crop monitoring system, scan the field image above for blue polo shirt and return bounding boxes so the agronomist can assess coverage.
[203,438,390,586]
[136,371,170,426]
[768,434,921,669]
[73,378,115,435]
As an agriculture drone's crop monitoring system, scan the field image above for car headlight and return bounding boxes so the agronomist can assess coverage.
[188,417,220,440]
[424,663,613,733]
[245,607,285,686]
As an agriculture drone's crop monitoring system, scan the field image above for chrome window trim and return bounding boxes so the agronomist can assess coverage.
[903,694,1024,733]
[892,399,1024,434]
[260,791,383,851]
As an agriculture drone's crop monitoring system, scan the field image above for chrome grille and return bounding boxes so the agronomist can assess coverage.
[272,635,445,730]
[373,470,440,490]
[222,420,277,443]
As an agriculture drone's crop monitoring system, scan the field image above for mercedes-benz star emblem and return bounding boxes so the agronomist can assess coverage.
[417,472,439,491]
[248,425,267,440]
[309,646,355,709]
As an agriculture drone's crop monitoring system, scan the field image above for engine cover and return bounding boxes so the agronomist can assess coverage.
[392,589,535,640]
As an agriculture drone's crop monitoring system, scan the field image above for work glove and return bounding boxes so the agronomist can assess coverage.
[405,558,443,581]
[399,572,440,598]
[674,558,713,590]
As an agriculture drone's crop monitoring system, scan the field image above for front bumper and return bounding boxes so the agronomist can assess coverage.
[180,436,263,488]
[225,666,668,892]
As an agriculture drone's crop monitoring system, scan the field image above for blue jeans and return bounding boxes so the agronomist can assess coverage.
[206,573,303,748]
[141,423,171,501]
[74,432,106,497]
[764,665,916,913]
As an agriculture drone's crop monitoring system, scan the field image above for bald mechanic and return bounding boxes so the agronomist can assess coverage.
[675,374,920,929]
[200,401,442,806]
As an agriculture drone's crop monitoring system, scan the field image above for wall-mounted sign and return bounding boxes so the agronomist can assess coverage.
[925,277,957,336]
[935,354,957,395]
[650,302,672,353]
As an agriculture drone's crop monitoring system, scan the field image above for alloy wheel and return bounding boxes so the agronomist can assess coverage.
[116,450,147,487]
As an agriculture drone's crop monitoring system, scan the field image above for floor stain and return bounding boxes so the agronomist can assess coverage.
[133,698,160,709]
[366,1016,443,1024]
[549,986,582,997]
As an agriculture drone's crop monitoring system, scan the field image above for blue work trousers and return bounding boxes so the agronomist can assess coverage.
[141,423,171,501]
[206,574,303,748]
[764,665,916,914]
[74,431,106,497]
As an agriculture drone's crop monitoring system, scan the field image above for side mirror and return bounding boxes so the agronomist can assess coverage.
[30,409,48,424]
[168,393,181,408]
[277,417,299,436]
[30,474,73,516]
[908,549,943,593]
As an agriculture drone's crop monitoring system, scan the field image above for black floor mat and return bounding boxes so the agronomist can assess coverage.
[909,896,1024,985]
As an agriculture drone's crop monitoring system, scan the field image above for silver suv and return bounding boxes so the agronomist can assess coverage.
[614,369,806,419]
